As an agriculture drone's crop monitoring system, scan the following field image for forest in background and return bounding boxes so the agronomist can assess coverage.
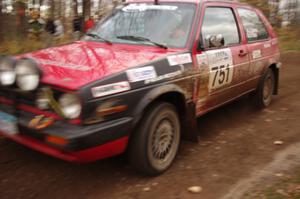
[0,0,299,54]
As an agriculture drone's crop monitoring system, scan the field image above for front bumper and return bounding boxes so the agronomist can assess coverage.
[0,104,132,163]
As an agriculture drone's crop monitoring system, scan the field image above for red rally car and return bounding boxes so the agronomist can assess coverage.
[0,0,280,175]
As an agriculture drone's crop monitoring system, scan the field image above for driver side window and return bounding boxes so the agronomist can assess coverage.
[201,7,240,49]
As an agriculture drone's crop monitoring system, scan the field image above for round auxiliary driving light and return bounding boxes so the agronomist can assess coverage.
[0,56,16,86]
[15,58,42,91]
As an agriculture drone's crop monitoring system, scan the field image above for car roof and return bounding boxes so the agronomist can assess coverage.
[125,0,249,6]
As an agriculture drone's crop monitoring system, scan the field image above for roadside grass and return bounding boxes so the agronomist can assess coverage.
[276,27,300,52]
[0,34,73,55]
[245,167,300,199]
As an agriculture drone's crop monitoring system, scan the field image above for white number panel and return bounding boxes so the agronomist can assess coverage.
[206,48,234,91]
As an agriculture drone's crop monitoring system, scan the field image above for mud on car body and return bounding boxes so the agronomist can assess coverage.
[0,0,280,175]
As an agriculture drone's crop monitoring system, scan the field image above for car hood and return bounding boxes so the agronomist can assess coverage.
[22,41,181,90]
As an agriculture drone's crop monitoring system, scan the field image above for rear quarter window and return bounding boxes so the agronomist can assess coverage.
[237,8,269,42]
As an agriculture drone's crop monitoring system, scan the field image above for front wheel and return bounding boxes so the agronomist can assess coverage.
[129,102,181,176]
[254,68,275,108]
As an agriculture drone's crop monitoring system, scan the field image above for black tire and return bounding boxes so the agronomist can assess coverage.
[254,68,275,108]
[128,102,181,176]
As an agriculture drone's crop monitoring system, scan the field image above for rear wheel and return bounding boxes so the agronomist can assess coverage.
[129,102,181,176]
[254,68,275,108]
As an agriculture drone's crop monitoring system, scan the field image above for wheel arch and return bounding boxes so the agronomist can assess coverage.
[132,84,198,142]
[269,63,280,95]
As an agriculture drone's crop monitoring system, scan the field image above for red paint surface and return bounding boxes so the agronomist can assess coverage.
[69,136,129,162]
[0,131,129,163]
[21,42,181,90]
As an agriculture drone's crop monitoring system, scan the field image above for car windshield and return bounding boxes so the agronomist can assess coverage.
[83,3,196,48]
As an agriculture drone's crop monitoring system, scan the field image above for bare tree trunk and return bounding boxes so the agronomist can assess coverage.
[50,0,55,18]
[82,0,91,30]
[0,0,3,41]
[0,0,2,15]
[15,1,27,39]
[83,0,91,20]
[61,0,65,20]
[39,0,45,13]
[73,0,78,17]
[54,0,62,18]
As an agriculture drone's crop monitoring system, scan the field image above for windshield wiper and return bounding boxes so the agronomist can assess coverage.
[86,33,112,45]
[116,35,168,49]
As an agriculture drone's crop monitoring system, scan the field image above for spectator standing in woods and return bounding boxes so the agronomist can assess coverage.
[28,10,45,39]
[45,18,55,35]
[44,18,55,46]
[73,16,82,40]
[54,19,64,42]
[84,17,95,33]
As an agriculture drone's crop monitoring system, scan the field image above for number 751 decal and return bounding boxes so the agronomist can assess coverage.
[205,48,234,91]
[209,63,233,90]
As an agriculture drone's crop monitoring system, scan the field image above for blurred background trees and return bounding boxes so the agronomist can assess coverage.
[0,0,299,54]
[241,0,300,51]
[0,0,119,40]
[241,0,300,27]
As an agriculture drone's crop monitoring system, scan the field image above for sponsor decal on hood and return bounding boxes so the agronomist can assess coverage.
[91,81,131,98]
[167,53,192,66]
[126,66,157,83]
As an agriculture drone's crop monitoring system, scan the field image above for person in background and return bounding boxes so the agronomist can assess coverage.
[84,17,95,33]
[73,16,82,40]
[28,10,45,39]
[54,19,64,37]
[45,18,55,35]
[44,18,55,46]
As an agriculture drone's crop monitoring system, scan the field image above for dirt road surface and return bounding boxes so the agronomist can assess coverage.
[0,52,299,199]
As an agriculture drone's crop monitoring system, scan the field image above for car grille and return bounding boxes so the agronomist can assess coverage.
[0,87,63,116]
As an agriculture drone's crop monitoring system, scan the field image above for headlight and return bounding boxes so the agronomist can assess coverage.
[59,93,82,119]
[16,58,42,91]
[0,56,16,86]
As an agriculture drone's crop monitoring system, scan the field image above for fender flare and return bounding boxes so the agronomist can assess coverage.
[262,63,280,95]
[132,84,198,142]
[133,84,186,123]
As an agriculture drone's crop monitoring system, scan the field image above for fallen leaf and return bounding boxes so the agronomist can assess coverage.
[188,186,203,194]
[274,173,284,177]
[143,187,151,192]
[274,140,284,145]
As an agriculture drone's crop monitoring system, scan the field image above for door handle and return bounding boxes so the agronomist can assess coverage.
[239,50,248,57]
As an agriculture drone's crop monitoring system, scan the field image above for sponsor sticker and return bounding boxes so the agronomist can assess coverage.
[145,70,182,84]
[29,115,54,130]
[246,28,258,39]
[123,4,178,12]
[91,81,130,98]
[252,49,262,59]
[126,66,157,82]
[167,53,192,66]
[196,54,209,68]
[264,43,271,48]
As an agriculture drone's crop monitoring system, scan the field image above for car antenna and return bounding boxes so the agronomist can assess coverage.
[154,0,159,5]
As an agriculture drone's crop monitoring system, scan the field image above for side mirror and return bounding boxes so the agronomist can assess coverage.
[205,34,225,48]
